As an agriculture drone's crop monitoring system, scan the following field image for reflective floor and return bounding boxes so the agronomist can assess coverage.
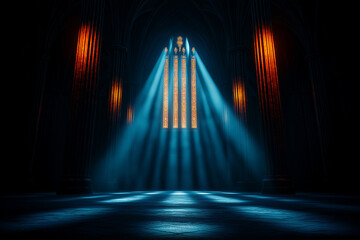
[1,191,360,239]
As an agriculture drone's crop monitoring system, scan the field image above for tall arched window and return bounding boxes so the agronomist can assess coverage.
[163,36,197,129]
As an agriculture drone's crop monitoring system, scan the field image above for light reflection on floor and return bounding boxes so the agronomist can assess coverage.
[242,194,272,199]
[145,191,163,195]
[140,221,222,237]
[1,207,112,231]
[150,208,209,218]
[100,194,148,203]
[243,194,360,210]
[194,191,210,195]
[109,191,142,195]
[232,206,350,234]
[242,194,303,202]
[162,192,196,205]
[171,191,187,195]
[202,194,247,203]
[217,191,240,195]
[51,194,111,202]
[1,191,359,239]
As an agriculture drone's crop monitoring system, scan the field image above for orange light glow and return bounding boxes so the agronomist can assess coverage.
[191,49,197,128]
[181,52,187,128]
[163,49,169,128]
[254,24,282,122]
[163,38,197,129]
[109,80,122,120]
[73,23,100,92]
[233,80,246,116]
[127,105,134,124]
[173,48,179,128]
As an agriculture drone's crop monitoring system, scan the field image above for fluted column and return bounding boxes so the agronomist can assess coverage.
[251,0,293,194]
[58,0,105,194]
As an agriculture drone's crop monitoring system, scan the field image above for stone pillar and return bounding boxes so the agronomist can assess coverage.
[58,0,105,194]
[105,43,127,190]
[251,0,294,194]
[229,45,255,191]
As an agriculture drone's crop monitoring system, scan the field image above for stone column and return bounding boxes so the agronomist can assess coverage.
[251,0,294,194]
[229,45,255,191]
[58,0,105,194]
[105,43,127,190]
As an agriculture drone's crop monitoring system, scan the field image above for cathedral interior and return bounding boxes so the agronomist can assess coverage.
[2,0,359,239]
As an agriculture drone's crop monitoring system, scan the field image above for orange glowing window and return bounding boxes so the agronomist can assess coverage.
[191,47,197,128]
[163,48,169,128]
[173,47,179,128]
[181,49,187,128]
[163,36,197,129]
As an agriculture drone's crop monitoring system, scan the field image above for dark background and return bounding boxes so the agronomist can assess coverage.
[4,0,356,194]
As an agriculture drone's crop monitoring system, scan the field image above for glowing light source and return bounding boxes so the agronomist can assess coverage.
[127,105,134,124]
[163,47,169,128]
[177,36,183,50]
[254,24,282,123]
[253,23,285,172]
[109,80,122,120]
[191,47,197,128]
[73,23,100,100]
[181,47,187,128]
[163,37,197,129]
[233,80,246,116]
[173,47,179,128]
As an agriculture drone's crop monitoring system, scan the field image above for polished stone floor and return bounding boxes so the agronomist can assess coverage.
[1,191,360,239]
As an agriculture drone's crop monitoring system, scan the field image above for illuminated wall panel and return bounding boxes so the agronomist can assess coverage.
[181,48,187,128]
[73,23,100,97]
[74,24,90,80]
[173,47,179,128]
[191,48,197,128]
[254,25,282,122]
[233,80,246,116]
[109,80,122,121]
[163,48,169,128]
